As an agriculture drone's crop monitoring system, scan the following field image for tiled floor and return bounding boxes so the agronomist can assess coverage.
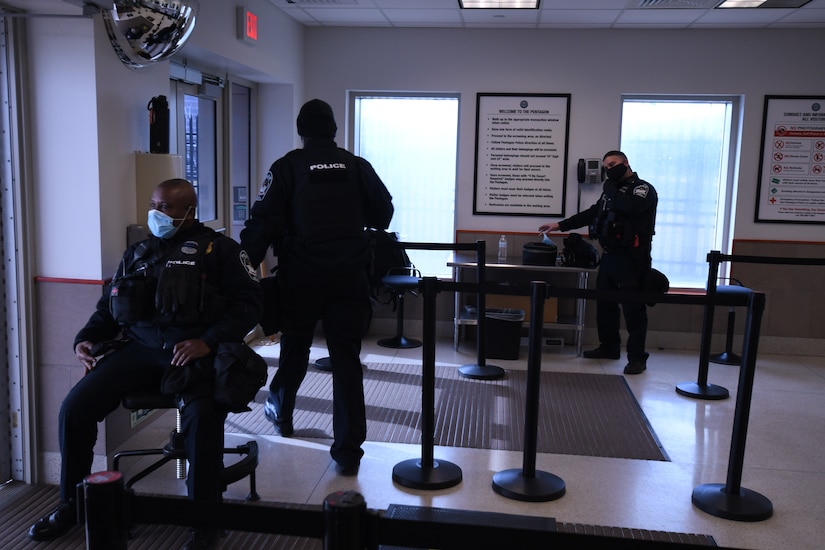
[121,334,825,550]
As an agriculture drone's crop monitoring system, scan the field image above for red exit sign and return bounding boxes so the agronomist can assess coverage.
[237,7,258,45]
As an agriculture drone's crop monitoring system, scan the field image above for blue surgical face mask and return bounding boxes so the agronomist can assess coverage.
[147,207,191,239]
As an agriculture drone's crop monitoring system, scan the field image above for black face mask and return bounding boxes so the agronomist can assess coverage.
[605,163,627,182]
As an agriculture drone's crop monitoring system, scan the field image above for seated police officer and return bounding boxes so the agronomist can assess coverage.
[28,179,263,550]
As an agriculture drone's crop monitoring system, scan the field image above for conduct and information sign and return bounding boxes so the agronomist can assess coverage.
[755,95,825,224]
[473,93,570,216]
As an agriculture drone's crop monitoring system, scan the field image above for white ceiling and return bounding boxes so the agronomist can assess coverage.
[3,0,825,29]
[270,0,825,29]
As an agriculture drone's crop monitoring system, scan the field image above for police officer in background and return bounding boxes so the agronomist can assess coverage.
[241,99,394,476]
[540,151,657,375]
[28,179,264,549]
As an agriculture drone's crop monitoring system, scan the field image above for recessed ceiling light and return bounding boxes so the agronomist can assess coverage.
[459,1,540,8]
[717,0,767,7]
[716,0,811,7]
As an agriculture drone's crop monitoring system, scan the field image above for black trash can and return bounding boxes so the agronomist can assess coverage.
[484,308,525,360]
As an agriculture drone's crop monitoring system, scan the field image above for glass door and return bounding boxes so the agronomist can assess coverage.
[170,80,225,231]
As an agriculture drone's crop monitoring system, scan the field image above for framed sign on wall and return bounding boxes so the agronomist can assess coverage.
[472,93,571,217]
[755,95,825,224]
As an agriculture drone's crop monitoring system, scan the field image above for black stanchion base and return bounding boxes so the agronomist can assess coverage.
[492,469,566,502]
[692,483,773,522]
[314,357,332,371]
[709,352,742,366]
[377,336,422,349]
[392,458,462,490]
[675,382,729,400]
[458,363,505,380]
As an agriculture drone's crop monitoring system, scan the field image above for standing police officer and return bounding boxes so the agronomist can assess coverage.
[540,151,658,374]
[241,99,394,475]
[28,179,264,549]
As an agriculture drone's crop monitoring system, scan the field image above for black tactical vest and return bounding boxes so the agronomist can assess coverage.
[109,234,216,326]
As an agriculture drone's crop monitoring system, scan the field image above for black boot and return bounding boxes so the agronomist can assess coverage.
[263,393,294,436]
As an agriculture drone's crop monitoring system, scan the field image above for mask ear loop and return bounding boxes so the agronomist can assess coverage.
[173,205,195,227]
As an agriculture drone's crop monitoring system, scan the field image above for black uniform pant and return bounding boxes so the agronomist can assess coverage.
[58,341,226,503]
[272,268,370,468]
[595,250,649,362]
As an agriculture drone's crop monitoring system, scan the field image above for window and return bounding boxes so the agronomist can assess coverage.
[350,93,459,278]
[620,96,741,288]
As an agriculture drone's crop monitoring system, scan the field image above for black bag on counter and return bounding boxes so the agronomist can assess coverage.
[562,233,600,268]
[522,241,558,266]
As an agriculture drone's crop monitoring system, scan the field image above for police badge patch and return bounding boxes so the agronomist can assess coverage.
[633,184,650,198]
[256,171,274,201]
[180,241,199,255]
[240,250,259,281]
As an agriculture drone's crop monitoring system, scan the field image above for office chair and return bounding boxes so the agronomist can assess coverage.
[112,388,260,501]
[377,266,423,349]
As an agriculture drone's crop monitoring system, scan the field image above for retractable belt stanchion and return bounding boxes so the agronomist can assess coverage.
[392,276,463,490]
[692,291,773,521]
[492,281,565,502]
[677,250,825,401]
[82,471,128,550]
[676,250,730,400]
[459,240,506,380]
[324,490,367,550]
[710,302,744,366]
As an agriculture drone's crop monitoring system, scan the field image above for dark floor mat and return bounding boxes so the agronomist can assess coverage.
[0,483,320,550]
[228,363,668,461]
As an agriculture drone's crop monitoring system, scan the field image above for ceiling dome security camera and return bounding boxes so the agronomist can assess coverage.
[102,0,199,70]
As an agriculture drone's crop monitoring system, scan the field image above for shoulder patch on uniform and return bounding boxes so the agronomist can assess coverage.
[633,184,650,198]
[256,171,274,201]
[240,250,259,281]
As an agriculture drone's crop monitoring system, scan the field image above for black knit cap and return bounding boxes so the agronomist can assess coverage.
[296,99,337,138]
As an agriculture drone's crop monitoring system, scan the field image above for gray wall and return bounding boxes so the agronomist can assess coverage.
[302,27,825,242]
[301,27,825,354]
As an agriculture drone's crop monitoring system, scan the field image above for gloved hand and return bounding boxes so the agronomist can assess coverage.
[155,263,195,316]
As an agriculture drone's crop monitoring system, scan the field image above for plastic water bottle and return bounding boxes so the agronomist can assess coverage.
[498,235,508,263]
